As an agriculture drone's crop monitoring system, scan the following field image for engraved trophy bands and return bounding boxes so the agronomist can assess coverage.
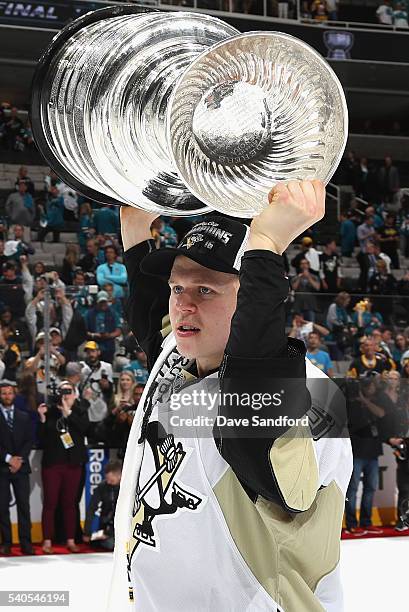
[31,6,348,218]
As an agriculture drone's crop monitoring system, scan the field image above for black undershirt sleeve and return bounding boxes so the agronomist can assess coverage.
[216,250,311,510]
[124,241,170,371]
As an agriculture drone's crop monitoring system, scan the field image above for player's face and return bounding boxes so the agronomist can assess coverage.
[169,256,239,376]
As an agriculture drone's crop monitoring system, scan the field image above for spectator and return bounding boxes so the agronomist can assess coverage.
[370,328,394,360]
[37,380,89,554]
[0,241,7,269]
[340,211,356,257]
[391,334,407,368]
[122,344,149,385]
[345,377,385,535]
[96,245,127,299]
[319,239,342,292]
[14,166,35,197]
[0,305,28,348]
[61,244,80,286]
[364,206,384,232]
[111,371,136,412]
[368,259,397,295]
[372,242,391,273]
[33,261,46,277]
[64,362,82,397]
[311,0,329,21]
[80,342,113,430]
[3,108,23,149]
[352,298,383,335]
[82,460,122,551]
[14,373,43,443]
[5,181,35,230]
[291,258,321,322]
[357,240,377,292]
[61,305,88,362]
[306,331,334,376]
[341,150,359,186]
[289,312,329,345]
[377,213,400,269]
[151,218,178,249]
[376,0,393,24]
[326,291,352,359]
[376,371,409,530]
[79,238,99,277]
[357,216,375,252]
[58,184,78,222]
[5,225,35,263]
[378,156,400,203]
[290,236,321,275]
[326,0,338,20]
[393,0,408,26]
[347,337,392,378]
[0,381,34,555]
[25,331,65,395]
[398,200,409,258]
[70,271,96,318]
[326,291,351,331]
[354,157,369,199]
[0,261,28,318]
[78,202,95,252]
[85,291,121,363]
[102,281,123,321]
[38,185,65,243]
[25,287,73,351]
[94,204,119,236]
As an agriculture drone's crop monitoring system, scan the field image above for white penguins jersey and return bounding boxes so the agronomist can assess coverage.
[107,332,353,612]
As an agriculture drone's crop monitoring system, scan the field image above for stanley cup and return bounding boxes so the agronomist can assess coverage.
[31,5,348,218]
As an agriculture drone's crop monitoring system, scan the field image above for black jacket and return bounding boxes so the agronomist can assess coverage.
[83,481,119,536]
[0,406,33,474]
[38,400,89,467]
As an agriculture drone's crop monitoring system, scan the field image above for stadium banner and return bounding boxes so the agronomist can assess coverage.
[1,1,409,64]
[7,445,400,543]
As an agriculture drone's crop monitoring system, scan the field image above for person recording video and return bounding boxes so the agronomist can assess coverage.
[80,341,113,441]
[37,380,89,554]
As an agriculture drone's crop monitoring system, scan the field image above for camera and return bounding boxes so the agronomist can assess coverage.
[391,439,408,462]
[47,380,72,409]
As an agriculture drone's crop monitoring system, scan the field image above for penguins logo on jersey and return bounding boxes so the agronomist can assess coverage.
[126,346,205,600]
[126,423,203,599]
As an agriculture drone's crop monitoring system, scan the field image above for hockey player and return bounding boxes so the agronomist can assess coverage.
[108,181,353,611]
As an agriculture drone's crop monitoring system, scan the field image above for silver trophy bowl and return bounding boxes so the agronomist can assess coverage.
[31,6,348,218]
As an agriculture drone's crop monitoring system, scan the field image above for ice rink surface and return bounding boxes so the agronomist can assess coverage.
[0,538,406,611]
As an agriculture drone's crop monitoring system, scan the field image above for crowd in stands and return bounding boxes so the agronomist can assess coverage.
[1,148,409,555]
[167,0,408,25]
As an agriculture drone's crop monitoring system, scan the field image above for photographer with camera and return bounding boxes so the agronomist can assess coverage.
[37,380,89,554]
[25,331,65,396]
[25,286,73,352]
[82,459,122,551]
[80,342,113,440]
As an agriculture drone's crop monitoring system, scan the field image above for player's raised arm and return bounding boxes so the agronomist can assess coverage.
[120,207,170,370]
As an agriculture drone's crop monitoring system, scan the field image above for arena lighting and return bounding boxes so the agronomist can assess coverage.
[31,5,348,217]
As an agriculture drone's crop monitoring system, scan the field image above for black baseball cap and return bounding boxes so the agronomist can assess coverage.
[140,216,250,278]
